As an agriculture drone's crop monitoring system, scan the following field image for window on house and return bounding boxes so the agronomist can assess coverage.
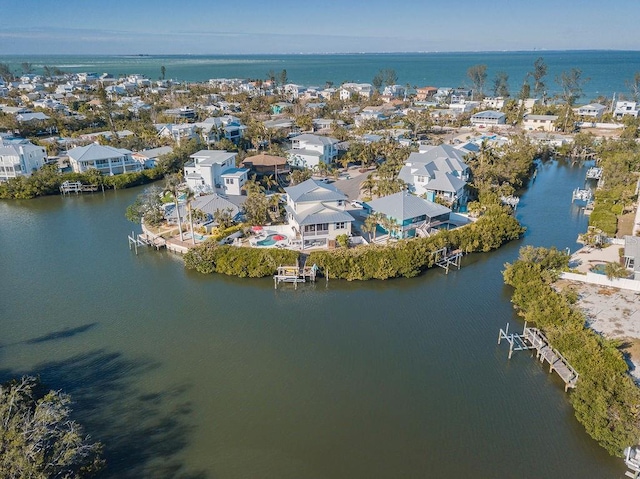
[304,225,316,233]
[335,222,346,229]
[337,200,344,206]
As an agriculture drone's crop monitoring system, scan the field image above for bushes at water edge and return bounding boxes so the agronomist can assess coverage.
[184,243,299,277]
[503,246,640,456]
[308,206,525,280]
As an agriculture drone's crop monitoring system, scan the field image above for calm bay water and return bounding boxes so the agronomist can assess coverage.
[2,51,640,100]
[0,160,628,478]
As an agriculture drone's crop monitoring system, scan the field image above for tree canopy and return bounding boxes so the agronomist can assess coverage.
[0,376,104,478]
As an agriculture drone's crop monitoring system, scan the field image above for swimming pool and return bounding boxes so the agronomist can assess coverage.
[590,263,607,275]
[433,222,459,231]
[256,233,287,246]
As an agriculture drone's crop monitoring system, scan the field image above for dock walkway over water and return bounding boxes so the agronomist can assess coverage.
[60,181,100,194]
[498,322,579,392]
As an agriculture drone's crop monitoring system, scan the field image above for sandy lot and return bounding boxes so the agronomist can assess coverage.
[557,279,640,380]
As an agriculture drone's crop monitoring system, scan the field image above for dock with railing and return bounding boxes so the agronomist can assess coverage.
[498,322,579,392]
[60,181,100,194]
[274,261,322,289]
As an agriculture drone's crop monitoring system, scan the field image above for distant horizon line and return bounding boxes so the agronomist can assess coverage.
[1,48,639,57]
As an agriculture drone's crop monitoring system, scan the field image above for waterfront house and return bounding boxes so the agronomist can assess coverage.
[165,193,246,228]
[614,101,640,119]
[398,144,470,206]
[365,191,451,239]
[416,86,438,101]
[0,138,46,181]
[339,83,373,100]
[470,110,506,127]
[67,143,138,175]
[287,133,338,169]
[131,146,173,169]
[575,103,606,120]
[184,149,237,194]
[284,178,354,249]
[522,114,558,132]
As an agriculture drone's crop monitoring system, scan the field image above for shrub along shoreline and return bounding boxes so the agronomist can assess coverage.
[184,205,525,280]
[503,246,640,456]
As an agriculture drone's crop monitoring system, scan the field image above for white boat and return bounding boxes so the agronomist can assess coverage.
[624,446,640,478]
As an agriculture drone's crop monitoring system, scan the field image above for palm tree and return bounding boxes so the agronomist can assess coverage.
[184,188,196,245]
[262,174,277,192]
[165,174,184,241]
[362,212,382,243]
[604,262,628,281]
[361,174,376,198]
[381,215,400,243]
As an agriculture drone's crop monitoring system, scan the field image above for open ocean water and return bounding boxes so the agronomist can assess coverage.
[1,50,640,101]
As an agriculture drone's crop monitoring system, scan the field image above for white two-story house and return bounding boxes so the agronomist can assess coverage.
[614,101,640,119]
[0,138,46,181]
[184,149,246,195]
[67,143,139,175]
[398,145,469,207]
[287,134,338,169]
[284,178,354,249]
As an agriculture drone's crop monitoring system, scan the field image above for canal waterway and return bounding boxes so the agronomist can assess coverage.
[0,160,627,478]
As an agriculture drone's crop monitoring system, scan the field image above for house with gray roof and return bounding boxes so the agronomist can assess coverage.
[0,139,46,181]
[132,146,173,169]
[67,143,138,175]
[470,110,506,127]
[287,133,338,169]
[365,191,451,239]
[165,193,246,226]
[284,178,354,248]
[397,144,470,207]
[184,149,238,195]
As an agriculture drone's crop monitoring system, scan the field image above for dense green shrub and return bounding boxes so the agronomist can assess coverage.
[309,207,525,280]
[184,244,299,277]
[503,246,640,456]
[588,207,618,236]
[0,166,163,199]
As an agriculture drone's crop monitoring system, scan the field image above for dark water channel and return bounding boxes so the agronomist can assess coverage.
[0,160,627,478]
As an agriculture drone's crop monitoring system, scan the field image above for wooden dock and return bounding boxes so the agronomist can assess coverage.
[432,247,463,274]
[498,322,579,392]
[273,261,321,289]
[128,231,166,254]
[60,181,100,194]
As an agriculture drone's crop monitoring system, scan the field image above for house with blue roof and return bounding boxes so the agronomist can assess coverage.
[284,178,354,248]
[365,191,451,239]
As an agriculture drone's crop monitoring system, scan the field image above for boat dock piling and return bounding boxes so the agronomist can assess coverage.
[433,247,463,274]
[128,231,166,254]
[60,181,100,194]
[498,322,579,392]
[273,261,321,289]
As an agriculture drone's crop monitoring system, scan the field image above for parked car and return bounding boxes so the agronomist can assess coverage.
[350,200,365,208]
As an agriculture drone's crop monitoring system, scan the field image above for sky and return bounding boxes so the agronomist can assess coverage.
[1,0,640,55]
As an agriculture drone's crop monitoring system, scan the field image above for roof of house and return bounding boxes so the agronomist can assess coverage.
[132,146,173,159]
[190,149,236,165]
[524,114,558,121]
[241,153,288,167]
[424,171,467,194]
[293,133,338,146]
[471,110,505,120]
[220,168,249,178]
[366,191,451,221]
[284,178,347,203]
[285,203,354,226]
[67,143,131,163]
